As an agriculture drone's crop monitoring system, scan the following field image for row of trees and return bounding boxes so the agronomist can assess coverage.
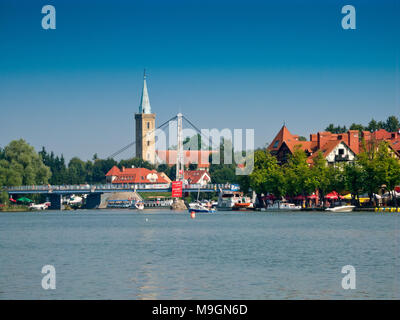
[39,147,157,185]
[240,141,400,207]
[325,115,400,134]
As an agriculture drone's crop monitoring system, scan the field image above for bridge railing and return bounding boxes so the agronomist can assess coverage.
[5,183,238,192]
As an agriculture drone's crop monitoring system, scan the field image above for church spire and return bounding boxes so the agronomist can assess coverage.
[139,69,151,114]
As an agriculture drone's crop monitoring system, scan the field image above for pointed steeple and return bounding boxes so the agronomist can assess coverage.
[139,69,151,114]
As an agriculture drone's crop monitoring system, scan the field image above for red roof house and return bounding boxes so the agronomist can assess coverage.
[183,170,211,185]
[105,166,171,184]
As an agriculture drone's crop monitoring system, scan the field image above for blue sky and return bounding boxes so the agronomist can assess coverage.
[0,0,399,161]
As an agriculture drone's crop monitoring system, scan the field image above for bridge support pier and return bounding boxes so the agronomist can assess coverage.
[48,194,62,210]
[85,193,101,209]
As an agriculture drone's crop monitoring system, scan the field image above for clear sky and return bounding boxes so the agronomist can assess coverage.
[0,0,399,161]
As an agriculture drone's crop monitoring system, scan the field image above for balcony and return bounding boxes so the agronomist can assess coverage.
[335,154,350,162]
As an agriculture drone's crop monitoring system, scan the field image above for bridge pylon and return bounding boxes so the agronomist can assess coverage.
[175,113,185,182]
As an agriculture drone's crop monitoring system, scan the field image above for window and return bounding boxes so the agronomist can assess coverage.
[273,140,280,148]
[147,141,150,146]
[338,149,344,155]
[147,122,150,129]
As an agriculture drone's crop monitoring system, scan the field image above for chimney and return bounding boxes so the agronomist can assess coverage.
[348,130,359,154]
[317,132,331,149]
[122,166,125,172]
[362,131,371,141]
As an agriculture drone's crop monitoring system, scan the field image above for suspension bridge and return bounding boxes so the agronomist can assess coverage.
[5,113,236,209]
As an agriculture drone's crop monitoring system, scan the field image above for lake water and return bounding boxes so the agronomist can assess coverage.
[0,209,399,299]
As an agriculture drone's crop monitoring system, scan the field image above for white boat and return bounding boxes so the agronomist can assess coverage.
[325,205,355,213]
[29,203,48,210]
[266,201,301,211]
[217,191,244,211]
[107,199,133,208]
[188,202,215,213]
[133,201,144,210]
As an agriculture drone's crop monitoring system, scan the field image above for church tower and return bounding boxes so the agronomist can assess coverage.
[135,71,156,164]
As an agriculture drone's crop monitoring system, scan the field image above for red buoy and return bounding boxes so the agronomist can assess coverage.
[190,211,196,219]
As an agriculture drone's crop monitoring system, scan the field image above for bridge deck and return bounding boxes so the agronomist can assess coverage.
[6,183,238,194]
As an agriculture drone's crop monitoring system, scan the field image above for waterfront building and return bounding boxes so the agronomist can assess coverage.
[105,166,170,184]
[367,128,400,153]
[135,71,156,164]
[268,125,400,165]
[183,170,211,186]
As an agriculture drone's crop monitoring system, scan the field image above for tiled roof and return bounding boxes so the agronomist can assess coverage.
[283,140,317,154]
[372,129,392,140]
[184,170,211,184]
[105,166,121,176]
[105,166,169,184]
[268,125,297,152]
[391,138,400,152]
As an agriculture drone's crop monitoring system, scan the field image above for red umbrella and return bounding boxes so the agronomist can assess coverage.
[307,194,318,199]
[395,186,400,193]
[293,195,306,200]
[325,191,342,200]
[9,198,16,203]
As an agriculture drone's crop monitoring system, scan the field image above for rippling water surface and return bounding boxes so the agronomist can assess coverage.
[0,209,399,299]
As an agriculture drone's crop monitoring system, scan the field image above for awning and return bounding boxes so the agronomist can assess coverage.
[17,197,33,203]
[325,191,342,200]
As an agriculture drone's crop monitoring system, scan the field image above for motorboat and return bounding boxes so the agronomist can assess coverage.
[133,201,144,210]
[188,202,215,213]
[217,191,244,211]
[265,201,301,211]
[29,203,48,210]
[325,205,355,213]
[107,199,133,208]
[233,196,253,210]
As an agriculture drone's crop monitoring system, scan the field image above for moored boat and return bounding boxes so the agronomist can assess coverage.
[217,191,244,211]
[325,205,355,213]
[188,202,215,213]
[265,201,301,211]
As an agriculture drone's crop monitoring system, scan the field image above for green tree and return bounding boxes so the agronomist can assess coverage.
[349,123,365,133]
[284,147,310,198]
[343,162,364,206]
[325,124,347,134]
[92,158,117,183]
[384,116,400,132]
[0,139,51,186]
[67,157,87,184]
[119,157,155,170]
[366,119,378,132]
[0,191,9,205]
